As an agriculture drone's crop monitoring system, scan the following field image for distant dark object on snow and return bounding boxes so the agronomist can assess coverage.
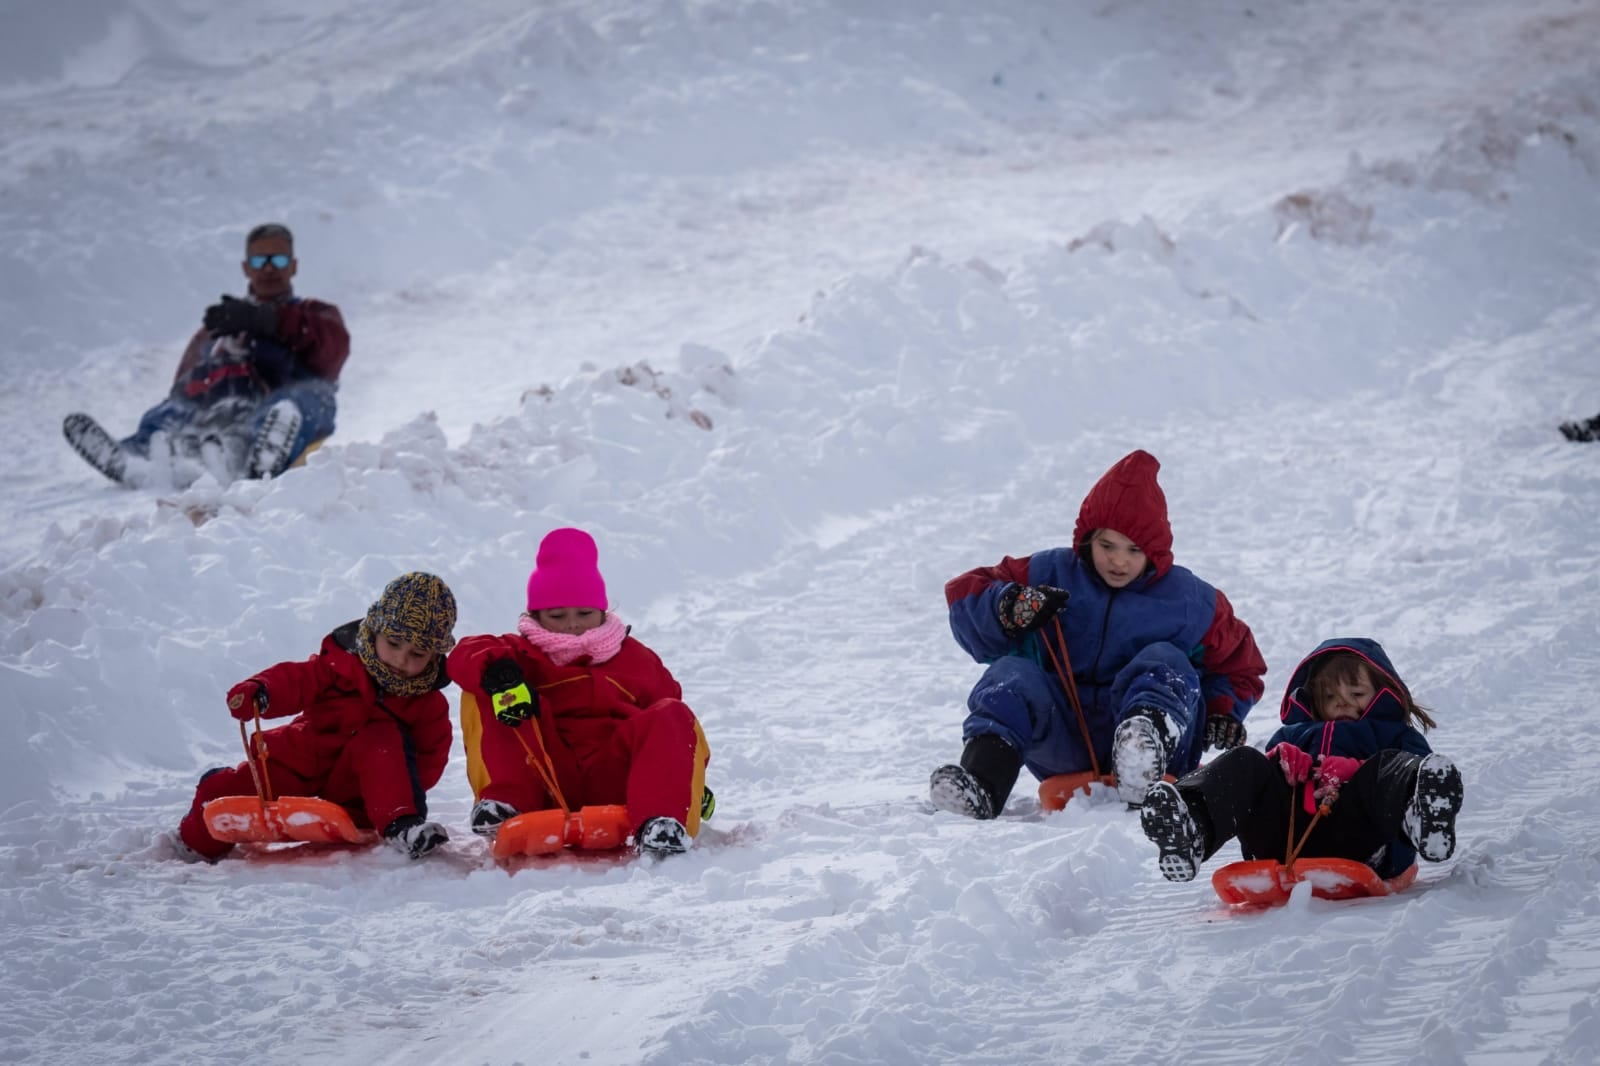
[1559,413,1600,443]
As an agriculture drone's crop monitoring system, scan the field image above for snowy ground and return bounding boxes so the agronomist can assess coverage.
[3,2,1600,1064]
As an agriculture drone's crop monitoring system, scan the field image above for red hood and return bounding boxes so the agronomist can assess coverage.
[1072,449,1174,578]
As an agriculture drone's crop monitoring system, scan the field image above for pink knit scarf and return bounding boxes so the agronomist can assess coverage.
[516,612,626,665]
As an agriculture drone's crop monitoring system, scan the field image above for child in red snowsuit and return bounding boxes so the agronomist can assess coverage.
[448,527,711,857]
[175,572,458,862]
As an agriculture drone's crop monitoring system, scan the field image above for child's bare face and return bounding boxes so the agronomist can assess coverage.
[1316,669,1375,721]
[535,607,605,635]
[375,635,436,678]
[1089,529,1146,588]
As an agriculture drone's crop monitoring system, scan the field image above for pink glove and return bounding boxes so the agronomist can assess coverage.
[1266,743,1313,784]
[1313,755,1364,804]
[226,680,265,721]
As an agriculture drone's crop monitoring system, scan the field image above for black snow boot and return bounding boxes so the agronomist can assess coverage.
[1112,706,1182,806]
[1139,781,1208,882]
[383,815,449,859]
[63,413,130,484]
[929,734,1023,820]
[1403,754,1464,861]
[636,816,691,858]
[246,399,303,479]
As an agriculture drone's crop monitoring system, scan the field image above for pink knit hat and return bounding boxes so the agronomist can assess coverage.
[525,527,609,612]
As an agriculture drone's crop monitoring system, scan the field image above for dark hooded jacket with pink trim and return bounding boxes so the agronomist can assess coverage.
[1265,636,1434,876]
[1265,638,1432,763]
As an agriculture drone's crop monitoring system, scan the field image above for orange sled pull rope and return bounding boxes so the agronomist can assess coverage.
[1037,616,1123,810]
[492,716,630,859]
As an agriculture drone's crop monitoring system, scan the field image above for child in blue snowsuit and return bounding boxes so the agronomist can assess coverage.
[1139,637,1465,883]
[930,450,1267,817]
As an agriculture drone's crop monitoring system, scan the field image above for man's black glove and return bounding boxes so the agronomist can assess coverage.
[204,295,280,339]
[481,658,538,726]
[1204,715,1247,751]
[997,583,1070,634]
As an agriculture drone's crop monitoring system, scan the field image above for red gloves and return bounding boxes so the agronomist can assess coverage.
[226,680,265,721]
[1313,755,1364,803]
[1266,743,1313,784]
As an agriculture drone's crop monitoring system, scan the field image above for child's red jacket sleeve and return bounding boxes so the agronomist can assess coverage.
[1197,589,1267,721]
[247,654,332,718]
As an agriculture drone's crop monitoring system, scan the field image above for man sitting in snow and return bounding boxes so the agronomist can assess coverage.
[62,222,349,485]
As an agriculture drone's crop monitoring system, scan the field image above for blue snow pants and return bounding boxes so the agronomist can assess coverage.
[961,641,1206,781]
[123,378,336,466]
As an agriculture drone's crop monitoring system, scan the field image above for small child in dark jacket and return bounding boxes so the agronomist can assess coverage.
[174,572,458,862]
[1139,637,1464,883]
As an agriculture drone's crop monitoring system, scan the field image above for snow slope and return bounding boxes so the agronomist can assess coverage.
[2,2,1599,1064]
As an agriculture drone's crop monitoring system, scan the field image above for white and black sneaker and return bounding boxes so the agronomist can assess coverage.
[928,764,996,820]
[245,399,303,479]
[469,798,518,838]
[1139,781,1206,882]
[63,412,130,484]
[635,816,690,858]
[1113,706,1179,806]
[1403,754,1463,862]
[383,816,449,859]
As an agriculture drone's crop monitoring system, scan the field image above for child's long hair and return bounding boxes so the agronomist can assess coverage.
[1309,652,1437,731]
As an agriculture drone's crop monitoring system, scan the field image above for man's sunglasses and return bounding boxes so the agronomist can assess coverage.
[247,253,292,270]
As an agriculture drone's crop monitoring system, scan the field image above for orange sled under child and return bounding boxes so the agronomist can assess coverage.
[1210,790,1417,907]
[461,690,635,860]
[1032,619,1180,813]
[202,714,377,847]
[491,805,633,860]
[1212,857,1418,906]
[1038,770,1176,811]
[1038,771,1116,811]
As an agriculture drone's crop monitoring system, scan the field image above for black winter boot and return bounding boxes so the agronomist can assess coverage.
[1139,781,1208,882]
[1403,755,1464,861]
[929,734,1023,820]
[636,816,690,858]
[383,814,449,859]
[1112,706,1180,806]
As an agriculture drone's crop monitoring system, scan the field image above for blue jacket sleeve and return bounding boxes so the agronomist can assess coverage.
[945,554,1034,664]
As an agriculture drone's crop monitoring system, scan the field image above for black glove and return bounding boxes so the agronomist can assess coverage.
[481,658,538,726]
[204,295,280,339]
[1204,715,1247,751]
[997,583,1070,634]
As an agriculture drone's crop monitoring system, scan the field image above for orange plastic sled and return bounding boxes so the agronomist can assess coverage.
[203,794,376,845]
[491,805,632,860]
[1038,771,1116,811]
[1038,771,1175,811]
[1212,857,1418,907]
[202,715,378,848]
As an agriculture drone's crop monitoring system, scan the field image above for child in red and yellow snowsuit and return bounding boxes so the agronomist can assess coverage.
[448,527,710,857]
[174,572,458,862]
